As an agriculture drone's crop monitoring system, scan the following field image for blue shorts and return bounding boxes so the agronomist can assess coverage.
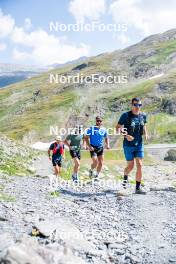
[123,145,144,161]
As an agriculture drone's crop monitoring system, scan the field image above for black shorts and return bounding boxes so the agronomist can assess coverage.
[70,149,81,160]
[90,145,104,158]
[52,158,62,167]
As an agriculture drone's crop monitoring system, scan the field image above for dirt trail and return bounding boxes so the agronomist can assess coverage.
[0,154,176,264]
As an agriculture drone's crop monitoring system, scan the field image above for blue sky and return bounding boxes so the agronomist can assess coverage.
[0,0,176,66]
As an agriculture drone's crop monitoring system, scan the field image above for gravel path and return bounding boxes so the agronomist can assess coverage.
[0,155,176,264]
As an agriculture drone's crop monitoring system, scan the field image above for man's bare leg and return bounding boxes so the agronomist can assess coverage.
[123,160,134,187]
[89,156,98,178]
[54,165,61,187]
[135,158,142,189]
[73,157,80,174]
[96,155,104,176]
[72,157,80,182]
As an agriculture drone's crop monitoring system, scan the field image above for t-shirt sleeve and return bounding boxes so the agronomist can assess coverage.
[49,143,54,150]
[118,113,126,125]
[66,134,71,141]
[104,129,108,138]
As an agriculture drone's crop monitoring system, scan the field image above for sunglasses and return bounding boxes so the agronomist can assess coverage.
[96,120,102,123]
[133,103,142,107]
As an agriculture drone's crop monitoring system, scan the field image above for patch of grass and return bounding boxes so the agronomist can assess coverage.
[0,164,18,175]
[144,40,176,65]
[61,159,74,180]
[107,79,155,105]
[0,162,29,176]
[105,149,124,160]
[116,174,123,181]
[50,191,60,197]
[147,113,176,143]
[0,192,16,202]
[1,89,77,140]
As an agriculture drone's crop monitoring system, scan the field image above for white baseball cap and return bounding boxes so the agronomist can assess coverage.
[55,135,62,141]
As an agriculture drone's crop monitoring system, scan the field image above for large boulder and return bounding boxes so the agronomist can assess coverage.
[33,216,96,254]
[161,99,176,115]
[0,233,14,255]
[1,235,86,264]
[164,149,176,161]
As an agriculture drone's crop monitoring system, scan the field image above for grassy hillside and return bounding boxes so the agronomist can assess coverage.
[0,29,176,144]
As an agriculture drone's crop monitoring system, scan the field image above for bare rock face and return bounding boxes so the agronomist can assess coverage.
[0,233,14,254]
[0,216,98,263]
[162,99,176,115]
[164,149,176,161]
[33,216,96,254]
[3,237,45,264]
[2,235,86,264]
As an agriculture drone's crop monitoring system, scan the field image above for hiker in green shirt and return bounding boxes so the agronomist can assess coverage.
[64,126,85,182]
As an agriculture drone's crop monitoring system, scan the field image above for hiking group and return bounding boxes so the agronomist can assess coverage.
[48,97,149,194]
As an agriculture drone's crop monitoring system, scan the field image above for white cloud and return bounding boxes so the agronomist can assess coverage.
[113,33,131,46]
[0,43,6,51]
[13,48,31,61]
[0,9,15,38]
[24,18,32,30]
[69,0,106,23]
[11,27,90,65]
[109,0,176,36]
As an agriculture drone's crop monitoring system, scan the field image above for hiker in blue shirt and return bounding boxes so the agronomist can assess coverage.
[85,116,110,179]
[116,98,149,194]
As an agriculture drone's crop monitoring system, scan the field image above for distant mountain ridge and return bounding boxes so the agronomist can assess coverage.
[47,56,88,69]
[0,63,46,73]
[0,57,88,88]
[0,63,49,88]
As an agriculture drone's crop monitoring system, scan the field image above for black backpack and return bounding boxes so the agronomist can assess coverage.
[126,111,144,136]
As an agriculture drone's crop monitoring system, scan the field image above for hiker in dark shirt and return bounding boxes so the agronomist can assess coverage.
[48,135,65,179]
[116,98,149,194]
[64,126,85,182]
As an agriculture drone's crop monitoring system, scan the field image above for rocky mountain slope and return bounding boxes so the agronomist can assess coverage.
[0,135,39,177]
[0,29,176,144]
